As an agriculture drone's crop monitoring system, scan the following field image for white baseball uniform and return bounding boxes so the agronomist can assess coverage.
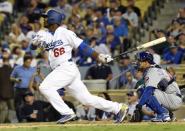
[144,66,182,111]
[35,27,122,115]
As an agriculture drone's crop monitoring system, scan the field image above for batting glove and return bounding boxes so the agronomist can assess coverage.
[31,35,44,47]
[98,54,113,63]
[30,35,45,50]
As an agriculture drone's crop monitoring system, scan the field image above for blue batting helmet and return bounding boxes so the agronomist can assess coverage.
[136,51,154,64]
[42,9,65,25]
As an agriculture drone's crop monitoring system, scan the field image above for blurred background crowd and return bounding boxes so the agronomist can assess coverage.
[0,0,185,123]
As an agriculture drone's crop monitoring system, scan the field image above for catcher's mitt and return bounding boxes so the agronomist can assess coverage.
[130,105,143,122]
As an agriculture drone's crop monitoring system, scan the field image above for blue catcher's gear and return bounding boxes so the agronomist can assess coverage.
[42,9,65,25]
[136,51,154,64]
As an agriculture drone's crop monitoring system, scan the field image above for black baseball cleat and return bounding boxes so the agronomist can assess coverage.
[57,114,76,124]
[169,111,177,122]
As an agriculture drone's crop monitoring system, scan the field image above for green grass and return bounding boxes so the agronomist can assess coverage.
[1,123,185,131]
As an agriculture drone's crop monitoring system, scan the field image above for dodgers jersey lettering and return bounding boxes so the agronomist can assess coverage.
[35,27,83,69]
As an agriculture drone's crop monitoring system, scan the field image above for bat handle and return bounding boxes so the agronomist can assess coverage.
[113,48,137,60]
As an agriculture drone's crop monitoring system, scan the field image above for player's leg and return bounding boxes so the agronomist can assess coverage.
[137,87,171,122]
[66,71,128,123]
[39,64,77,116]
[154,89,182,111]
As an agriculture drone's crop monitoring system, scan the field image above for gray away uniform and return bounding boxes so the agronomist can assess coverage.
[144,67,182,111]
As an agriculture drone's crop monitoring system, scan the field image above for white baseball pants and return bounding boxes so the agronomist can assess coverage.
[39,62,121,115]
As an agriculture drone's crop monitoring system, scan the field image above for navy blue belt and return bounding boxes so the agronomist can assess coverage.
[55,58,73,69]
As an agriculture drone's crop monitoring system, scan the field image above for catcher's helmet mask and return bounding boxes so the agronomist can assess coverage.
[136,51,155,64]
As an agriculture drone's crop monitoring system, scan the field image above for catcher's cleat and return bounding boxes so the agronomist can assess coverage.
[151,113,171,122]
[115,104,129,123]
[169,111,177,122]
[57,114,76,124]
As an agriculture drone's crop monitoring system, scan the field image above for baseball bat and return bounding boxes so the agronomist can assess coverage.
[113,37,166,59]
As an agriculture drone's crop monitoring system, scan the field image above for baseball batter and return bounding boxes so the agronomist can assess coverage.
[135,51,182,122]
[30,9,128,124]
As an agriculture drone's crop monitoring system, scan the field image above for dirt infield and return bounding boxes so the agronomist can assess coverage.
[1,120,185,129]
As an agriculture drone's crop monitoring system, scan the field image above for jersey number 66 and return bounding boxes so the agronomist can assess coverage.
[53,47,65,57]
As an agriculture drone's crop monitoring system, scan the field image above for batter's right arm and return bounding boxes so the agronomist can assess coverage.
[78,41,113,63]
[67,29,113,63]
